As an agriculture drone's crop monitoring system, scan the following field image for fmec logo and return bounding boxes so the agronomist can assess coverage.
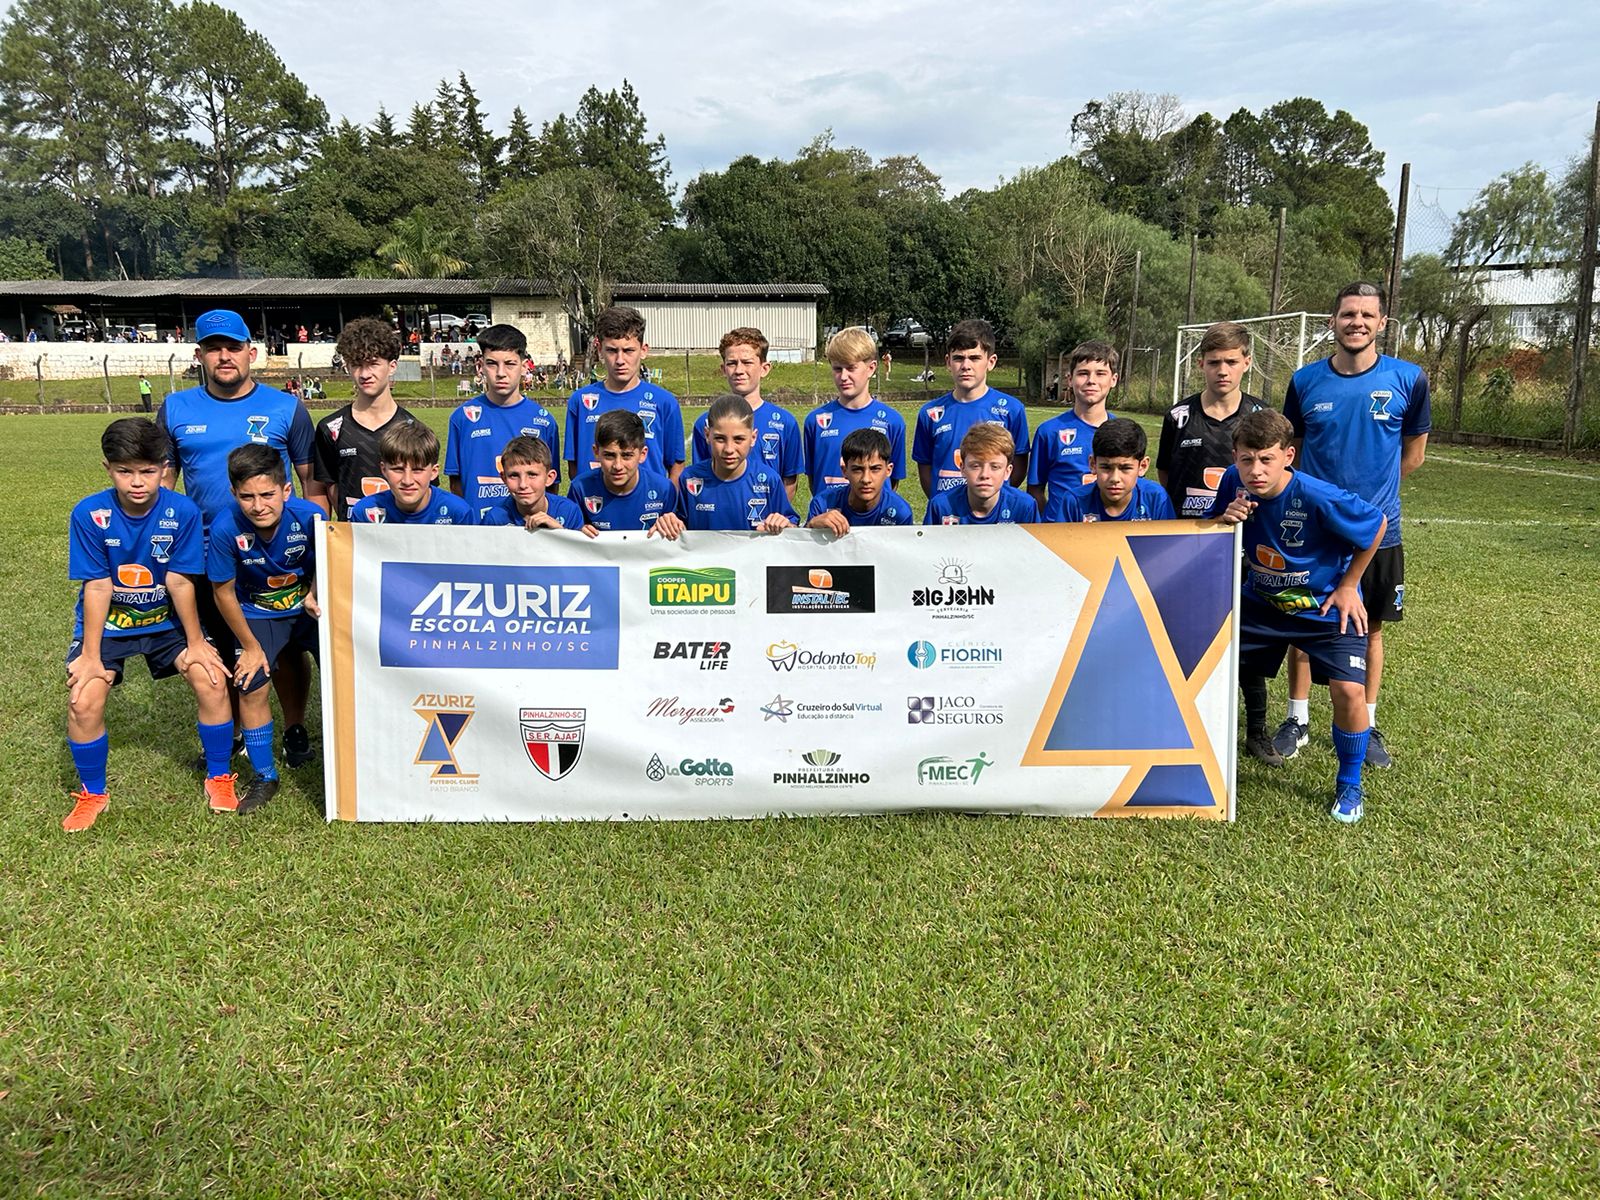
[646,754,734,786]
[380,562,619,670]
[907,695,1005,726]
[521,707,585,780]
[767,565,876,614]
[650,567,735,608]
[907,640,1004,670]
[654,640,731,669]
[917,753,995,786]
[414,692,477,784]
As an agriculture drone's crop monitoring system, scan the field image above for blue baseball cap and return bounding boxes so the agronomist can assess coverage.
[194,309,252,344]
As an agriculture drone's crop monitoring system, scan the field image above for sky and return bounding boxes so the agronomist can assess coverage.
[36,0,1600,240]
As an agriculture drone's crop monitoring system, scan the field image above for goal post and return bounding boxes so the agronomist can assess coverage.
[1172,312,1332,407]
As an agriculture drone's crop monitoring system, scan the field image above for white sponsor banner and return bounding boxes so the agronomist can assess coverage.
[318,521,1239,821]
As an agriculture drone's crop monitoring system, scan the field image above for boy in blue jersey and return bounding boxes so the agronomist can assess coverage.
[807,427,914,534]
[924,424,1040,525]
[691,327,804,504]
[481,435,585,530]
[1045,418,1177,522]
[803,327,907,498]
[913,318,1028,496]
[208,445,323,814]
[445,324,561,521]
[63,419,234,832]
[668,394,797,535]
[1275,282,1431,768]
[567,410,678,536]
[349,421,475,525]
[563,306,685,483]
[1029,340,1117,510]
[1207,410,1387,823]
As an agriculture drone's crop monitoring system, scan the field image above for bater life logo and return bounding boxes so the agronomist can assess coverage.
[521,708,585,780]
[766,566,876,614]
[379,562,619,669]
[413,692,477,784]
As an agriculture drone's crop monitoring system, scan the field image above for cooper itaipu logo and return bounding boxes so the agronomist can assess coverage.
[649,567,735,607]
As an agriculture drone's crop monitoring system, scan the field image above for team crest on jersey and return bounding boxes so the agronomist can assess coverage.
[1059,429,1077,446]
[685,477,703,496]
[816,413,833,430]
[583,495,603,514]
[762,432,779,458]
[90,508,112,530]
[365,507,386,523]
[746,498,767,524]
[149,534,173,563]
[235,532,254,552]
[1256,545,1287,570]
[940,514,961,525]
[326,416,343,442]
[1278,519,1305,548]
[640,410,656,434]
[581,393,599,410]
[246,416,269,443]
[927,406,945,422]
[464,405,481,422]
[1369,390,1393,420]
[521,707,585,781]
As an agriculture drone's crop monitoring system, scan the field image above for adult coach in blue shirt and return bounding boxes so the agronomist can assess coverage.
[1276,282,1430,769]
[157,308,318,766]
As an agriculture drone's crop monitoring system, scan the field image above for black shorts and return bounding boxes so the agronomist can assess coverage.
[237,613,320,695]
[193,582,238,659]
[1240,604,1368,685]
[1362,544,1405,624]
[67,628,187,686]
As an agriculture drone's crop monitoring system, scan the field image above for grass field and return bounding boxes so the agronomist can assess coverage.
[3,408,1598,1197]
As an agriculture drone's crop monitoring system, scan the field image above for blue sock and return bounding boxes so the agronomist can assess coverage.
[198,720,235,778]
[1332,725,1370,791]
[69,734,110,794]
[242,722,278,782]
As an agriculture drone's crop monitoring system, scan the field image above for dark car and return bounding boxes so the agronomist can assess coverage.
[881,319,932,350]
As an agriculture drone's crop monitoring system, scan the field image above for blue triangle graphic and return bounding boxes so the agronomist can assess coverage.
[1127,532,1234,679]
[419,721,452,762]
[1126,763,1216,807]
[1045,560,1194,752]
[436,711,470,743]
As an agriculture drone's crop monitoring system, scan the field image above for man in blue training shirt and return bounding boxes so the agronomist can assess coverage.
[63,418,234,832]
[1029,340,1117,510]
[690,327,804,505]
[1275,282,1430,769]
[563,305,685,484]
[208,445,323,814]
[349,421,475,525]
[807,428,914,534]
[567,409,678,535]
[444,323,561,521]
[668,394,796,534]
[1046,418,1177,523]
[913,318,1028,496]
[1207,410,1386,824]
[480,436,586,530]
[803,326,907,498]
[924,424,1040,525]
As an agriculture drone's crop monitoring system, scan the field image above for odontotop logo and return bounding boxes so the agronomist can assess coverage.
[413,692,477,786]
[645,754,734,786]
[379,562,619,669]
[773,748,870,787]
[650,566,736,610]
[917,752,995,786]
[766,640,878,672]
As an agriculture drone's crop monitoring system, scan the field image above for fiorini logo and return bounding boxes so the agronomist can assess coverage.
[520,708,585,780]
[773,748,870,787]
[379,562,619,670]
[650,567,735,608]
[766,565,876,614]
[917,753,994,786]
[646,754,735,786]
[766,640,878,672]
[906,639,1004,669]
[413,692,477,784]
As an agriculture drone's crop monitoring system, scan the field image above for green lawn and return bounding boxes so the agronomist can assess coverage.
[2,413,1598,1197]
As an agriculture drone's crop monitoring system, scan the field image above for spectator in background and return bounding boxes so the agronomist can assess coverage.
[296,325,308,343]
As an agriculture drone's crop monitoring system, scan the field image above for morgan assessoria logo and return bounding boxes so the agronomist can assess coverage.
[650,566,735,608]
[767,566,876,614]
[522,708,585,780]
[414,693,477,781]
[379,562,619,669]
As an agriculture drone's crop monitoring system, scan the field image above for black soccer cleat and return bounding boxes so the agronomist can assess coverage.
[237,776,280,816]
[1365,727,1394,769]
[284,724,315,768]
[1244,732,1284,767]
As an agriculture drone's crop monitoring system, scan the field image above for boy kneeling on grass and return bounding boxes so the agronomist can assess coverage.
[567,410,678,536]
[1207,410,1386,824]
[64,418,232,832]
[208,444,324,815]
[807,427,914,534]
[480,435,585,531]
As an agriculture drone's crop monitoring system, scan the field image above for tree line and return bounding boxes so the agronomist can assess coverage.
[0,1,1592,376]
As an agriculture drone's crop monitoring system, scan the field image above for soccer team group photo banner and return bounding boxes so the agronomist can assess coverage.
[317,520,1241,822]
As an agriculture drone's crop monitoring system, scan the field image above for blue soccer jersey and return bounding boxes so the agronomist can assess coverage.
[444,396,562,518]
[1052,477,1177,523]
[807,484,914,527]
[479,492,586,530]
[913,389,1029,493]
[564,379,685,476]
[675,462,797,530]
[1029,409,1112,500]
[692,402,805,480]
[1283,355,1430,549]
[69,487,206,639]
[802,400,907,495]
[349,487,476,525]
[567,467,676,531]
[156,384,314,525]
[1205,467,1385,624]
[923,484,1040,526]
[207,496,321,619]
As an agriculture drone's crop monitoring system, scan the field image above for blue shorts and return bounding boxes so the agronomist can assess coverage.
[1239,603,1368,685]
[237,613,320,694]
[195,582,238,659]
[67,628,187,685]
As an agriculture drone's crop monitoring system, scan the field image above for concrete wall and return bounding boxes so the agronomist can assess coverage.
[0,343,204,382]
[490,297,571,360]
[631,301,818,360]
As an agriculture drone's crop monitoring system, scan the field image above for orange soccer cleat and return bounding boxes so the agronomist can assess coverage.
[62,788,109,833]
[204,772,239,814]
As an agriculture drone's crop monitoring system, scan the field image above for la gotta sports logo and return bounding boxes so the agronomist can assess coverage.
[379,562,620,669]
